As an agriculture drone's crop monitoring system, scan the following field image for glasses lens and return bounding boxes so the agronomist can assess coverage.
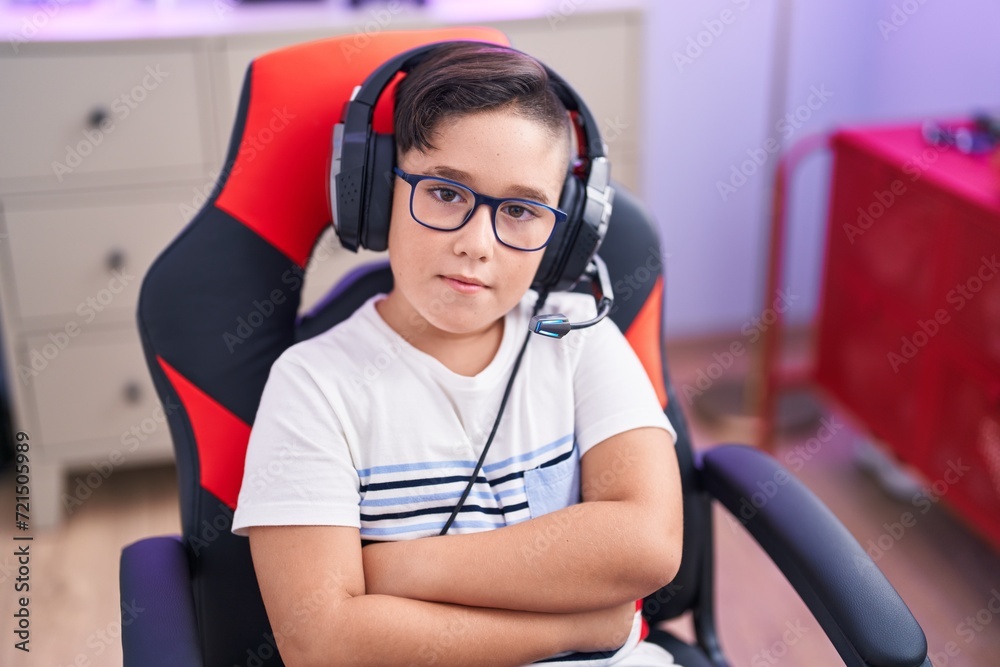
[411,178,474,230]
[495,200,557,251]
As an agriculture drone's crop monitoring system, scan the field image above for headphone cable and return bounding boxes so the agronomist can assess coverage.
[439,288,550,536]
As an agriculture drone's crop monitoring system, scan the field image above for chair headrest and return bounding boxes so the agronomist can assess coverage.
[216,26,511,269]
[139,27,511,519]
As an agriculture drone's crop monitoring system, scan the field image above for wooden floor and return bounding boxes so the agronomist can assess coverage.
[1,334,999,667]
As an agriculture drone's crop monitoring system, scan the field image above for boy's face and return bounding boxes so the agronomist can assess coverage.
[386,109,569,337]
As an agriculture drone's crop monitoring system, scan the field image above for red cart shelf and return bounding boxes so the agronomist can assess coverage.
[763,121,1000,553]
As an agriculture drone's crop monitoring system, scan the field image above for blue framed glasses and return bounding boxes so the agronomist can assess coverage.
[393,166,567,252]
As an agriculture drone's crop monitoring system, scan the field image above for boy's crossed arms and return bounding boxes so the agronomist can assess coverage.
[249,426,681,667]
[362,426,681,613]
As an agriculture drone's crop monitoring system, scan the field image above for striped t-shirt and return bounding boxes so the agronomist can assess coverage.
[232,290,677,665]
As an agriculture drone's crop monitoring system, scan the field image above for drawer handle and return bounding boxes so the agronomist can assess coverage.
[123,381,142,404]
[106,248,126,272]
[88,106,111,129]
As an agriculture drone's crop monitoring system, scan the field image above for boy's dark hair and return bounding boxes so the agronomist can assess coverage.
[393,42,573,164]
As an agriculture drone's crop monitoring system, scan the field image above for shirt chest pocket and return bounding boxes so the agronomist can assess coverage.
[523,451,581,519]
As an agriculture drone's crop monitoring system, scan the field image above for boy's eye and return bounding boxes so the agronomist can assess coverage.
[500,202,541,221]
[429,187,466,204]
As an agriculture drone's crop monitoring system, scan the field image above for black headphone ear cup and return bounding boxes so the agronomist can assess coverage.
[533,174,585,292]
[557,170,584,216]
[332,123,367,252]
[360,132,396,252]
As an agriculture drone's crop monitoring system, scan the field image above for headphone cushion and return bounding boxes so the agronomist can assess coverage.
[361,132,396,252]
[533,173,587,291]
[558,171,583,214]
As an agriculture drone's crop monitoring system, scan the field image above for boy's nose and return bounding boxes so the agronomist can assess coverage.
[453,203,495,259]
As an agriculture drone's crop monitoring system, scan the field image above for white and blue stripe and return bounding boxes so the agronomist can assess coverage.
[357,433,574,540]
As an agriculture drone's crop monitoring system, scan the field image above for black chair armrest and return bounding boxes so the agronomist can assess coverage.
[120,535,204,667]
[699,444,929,667]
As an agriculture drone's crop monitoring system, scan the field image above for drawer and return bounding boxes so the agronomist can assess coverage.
[923,351,1000,551]
[47,433,174,472]
[2,194,190,325]
[0,43,212,192]
[814,265,935,463]
[21,328,169,450]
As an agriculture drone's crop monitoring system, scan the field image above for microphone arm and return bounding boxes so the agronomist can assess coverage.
[529,254,614,338]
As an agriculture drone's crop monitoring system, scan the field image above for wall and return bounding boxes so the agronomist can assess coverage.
[641,0,999,339]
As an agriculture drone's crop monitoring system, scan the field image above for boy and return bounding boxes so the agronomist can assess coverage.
[232,42,684,666]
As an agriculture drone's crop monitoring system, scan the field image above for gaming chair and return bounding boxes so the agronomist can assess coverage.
[120,26,932,667]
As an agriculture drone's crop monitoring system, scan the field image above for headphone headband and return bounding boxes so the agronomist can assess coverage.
[345,41,609,164]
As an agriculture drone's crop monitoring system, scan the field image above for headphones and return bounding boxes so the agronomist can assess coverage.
[328,39,616,298]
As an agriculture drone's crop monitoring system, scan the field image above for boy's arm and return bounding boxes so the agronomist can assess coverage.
[362,426,683,614]
[249,524,634,667]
